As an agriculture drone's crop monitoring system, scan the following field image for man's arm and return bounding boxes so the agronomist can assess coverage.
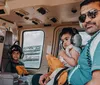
[86,70,100,85]
[39,73,50,85]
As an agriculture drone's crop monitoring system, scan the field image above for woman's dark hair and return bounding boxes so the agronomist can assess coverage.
[60,27,79,38]
[80,0,100,8]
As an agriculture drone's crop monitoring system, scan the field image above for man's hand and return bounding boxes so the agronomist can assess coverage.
[39,73,49,85]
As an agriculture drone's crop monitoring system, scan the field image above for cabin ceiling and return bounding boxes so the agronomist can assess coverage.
[0,0,82,28]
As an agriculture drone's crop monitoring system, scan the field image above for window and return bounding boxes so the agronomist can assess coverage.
[22,30,44,68]
[79,32,91,46]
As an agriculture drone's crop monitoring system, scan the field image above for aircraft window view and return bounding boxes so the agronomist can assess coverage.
[1,0,100,85]
[22,30,44,68]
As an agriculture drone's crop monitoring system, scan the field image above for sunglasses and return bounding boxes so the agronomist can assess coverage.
[79,9,100,23]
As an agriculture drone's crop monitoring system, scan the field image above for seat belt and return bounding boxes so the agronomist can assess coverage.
[53,67,72,85]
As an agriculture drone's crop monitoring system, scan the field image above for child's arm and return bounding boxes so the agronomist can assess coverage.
[59,47,80,67]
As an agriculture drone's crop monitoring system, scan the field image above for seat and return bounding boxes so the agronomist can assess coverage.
[0,31,19,85]
[0,72,18,85]
[1,31,12,72]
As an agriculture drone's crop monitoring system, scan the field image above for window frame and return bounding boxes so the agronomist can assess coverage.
[22,30,45,69]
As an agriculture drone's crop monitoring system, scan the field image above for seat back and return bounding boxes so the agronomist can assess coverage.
[0,72,18,85]
[1,31,12,72]
[0,28,6,71]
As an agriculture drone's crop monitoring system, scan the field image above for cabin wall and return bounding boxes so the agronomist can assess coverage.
[18,23,80,74]
[0,28,6,69]
[19,26,55,73]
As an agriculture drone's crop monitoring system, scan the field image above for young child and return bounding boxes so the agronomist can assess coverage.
[59,27,82,68]
[5,44,25,73]
[32,27,82,85]
[46,27,82,85]
[5,43,30,85]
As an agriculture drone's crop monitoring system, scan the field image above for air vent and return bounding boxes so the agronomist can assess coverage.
[37,7,47,15]
[24,16,29,20]
[32,21,38,25]
[44,24,51,27]
[15,9,29,17]
[31,18,41,25]
[0,9,5,14]
[19,9,29,15]
[50,17,57,23]
[15,12,24,17]
[0,3,10,16]
[18,26,23,28]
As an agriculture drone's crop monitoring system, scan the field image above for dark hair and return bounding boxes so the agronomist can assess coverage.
[8,44,23,59]
[10,45,22,54]
[80,0,100,8]
[60,27,79,38]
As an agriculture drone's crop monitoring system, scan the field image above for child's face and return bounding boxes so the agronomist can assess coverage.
[61,33,72,49]
[12,51,20,61]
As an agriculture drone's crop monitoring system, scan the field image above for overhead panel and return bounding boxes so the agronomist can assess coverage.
[0,0,5,6]
[0,2,10,16]
[7,0,82,10]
